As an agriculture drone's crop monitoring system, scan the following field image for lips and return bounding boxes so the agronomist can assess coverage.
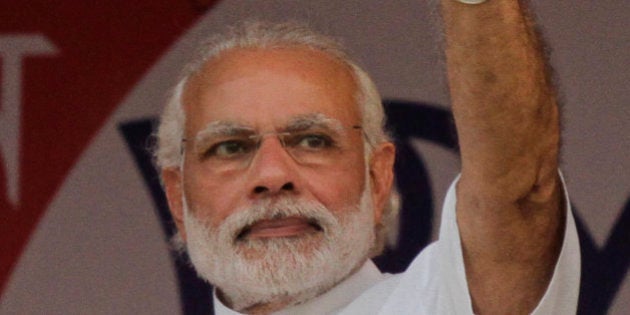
[238,216,322,239]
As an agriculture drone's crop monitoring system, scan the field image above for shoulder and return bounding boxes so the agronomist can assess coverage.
[340,243,442,315]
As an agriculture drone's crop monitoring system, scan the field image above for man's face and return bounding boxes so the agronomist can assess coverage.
[181,47,368,232]
[162,47,394,310]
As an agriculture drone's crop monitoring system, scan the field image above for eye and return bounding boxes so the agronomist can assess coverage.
[288,133,334,150]
[204,139,255,159]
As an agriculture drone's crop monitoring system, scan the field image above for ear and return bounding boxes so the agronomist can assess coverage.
[368,142,396,225]
[162,168,187,242]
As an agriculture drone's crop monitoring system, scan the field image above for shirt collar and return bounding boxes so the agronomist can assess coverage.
[213,259,385,315]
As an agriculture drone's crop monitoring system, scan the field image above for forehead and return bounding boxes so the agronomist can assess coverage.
[182,46,360,134]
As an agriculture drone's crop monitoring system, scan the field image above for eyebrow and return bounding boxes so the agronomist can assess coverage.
[195,121,254,141]
[193,121,254,153]
[283,113,346,134]
[191,113,349,150]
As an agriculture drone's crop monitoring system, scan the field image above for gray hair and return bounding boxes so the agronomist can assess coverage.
[154,21,399,256]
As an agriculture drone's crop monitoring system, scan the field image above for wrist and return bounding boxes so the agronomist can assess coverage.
[455,0,488,4]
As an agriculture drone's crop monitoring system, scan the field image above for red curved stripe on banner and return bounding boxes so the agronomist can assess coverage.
[0,0,220,296]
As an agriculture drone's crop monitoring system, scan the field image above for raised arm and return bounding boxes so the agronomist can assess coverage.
[440,0,564,313]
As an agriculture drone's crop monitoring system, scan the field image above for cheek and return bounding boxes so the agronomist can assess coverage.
[304,158,367,213]
[182,167,246,227]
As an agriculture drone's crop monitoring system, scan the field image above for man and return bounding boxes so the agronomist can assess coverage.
[155,0,580,314]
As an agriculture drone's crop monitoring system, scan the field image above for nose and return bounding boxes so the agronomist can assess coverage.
[247,135,297,198]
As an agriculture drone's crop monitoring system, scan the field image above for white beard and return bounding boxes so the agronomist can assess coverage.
[183,187,376,311]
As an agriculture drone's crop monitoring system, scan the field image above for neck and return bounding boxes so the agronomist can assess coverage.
[217,290,294,314]
[241,298,293,315]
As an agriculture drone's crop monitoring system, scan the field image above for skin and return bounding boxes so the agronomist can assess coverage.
[441,0,563,314]
[161,47,395,313]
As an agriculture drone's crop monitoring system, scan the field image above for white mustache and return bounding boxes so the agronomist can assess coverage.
[207,197,340,243]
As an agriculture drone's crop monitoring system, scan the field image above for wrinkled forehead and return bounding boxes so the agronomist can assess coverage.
[181,46,361,134]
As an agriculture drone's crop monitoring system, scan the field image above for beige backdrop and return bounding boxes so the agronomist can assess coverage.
[1,0,628,314]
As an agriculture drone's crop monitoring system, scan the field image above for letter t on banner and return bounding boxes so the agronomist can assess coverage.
[0,34,58,207]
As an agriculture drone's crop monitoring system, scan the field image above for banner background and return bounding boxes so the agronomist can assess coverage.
[1,1,628,314]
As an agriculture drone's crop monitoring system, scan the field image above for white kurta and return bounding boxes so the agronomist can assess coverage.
[342,174,580,314]
[214,176,581,314]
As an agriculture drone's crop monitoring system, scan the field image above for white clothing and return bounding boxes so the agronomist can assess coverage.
[341,175,580,314]
[214,176,580,314]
